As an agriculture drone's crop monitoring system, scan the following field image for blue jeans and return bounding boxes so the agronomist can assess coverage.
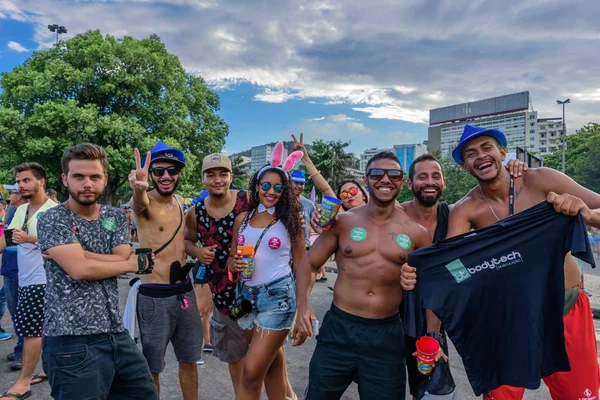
[238,273,296,331]
[0,286,6,322]
[3,276,23,357]
[43,331,157,400]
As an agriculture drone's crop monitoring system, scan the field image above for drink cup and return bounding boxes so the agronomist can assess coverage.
[415,336,440,375]
[239,245,255,281]
[317,196,343,230]
[4,229,14,247]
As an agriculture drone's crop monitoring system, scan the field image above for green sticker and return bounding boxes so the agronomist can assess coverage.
[102,217,117,232]
[350,227,367,241]
[396,234,412,249]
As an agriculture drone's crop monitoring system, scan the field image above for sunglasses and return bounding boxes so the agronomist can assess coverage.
[339,187,359,200]
[367,168,404,182]
[151,166,181,177]
[260,182,284,193]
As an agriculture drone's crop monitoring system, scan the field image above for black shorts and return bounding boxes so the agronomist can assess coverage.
[15,284,46,337]
[306,304,405,400]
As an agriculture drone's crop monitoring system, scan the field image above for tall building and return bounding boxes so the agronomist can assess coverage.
[428,92,534,156]
[393,144,428,171]
[250,144,274,174]
[536,118,564,155]
[249,141,303,173]
[360,147,392,172]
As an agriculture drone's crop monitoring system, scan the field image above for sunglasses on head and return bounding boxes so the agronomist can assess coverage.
[339,187,359,200]
[151,166,181,177]
[260,182,284,193]
[367,168,404,182]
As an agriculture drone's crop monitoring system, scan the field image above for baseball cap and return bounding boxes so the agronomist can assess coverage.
[202,153,232,174]
[291,170,307,183]
[3,183,18,191]
[142,141,186,168]
[452,124,508,165]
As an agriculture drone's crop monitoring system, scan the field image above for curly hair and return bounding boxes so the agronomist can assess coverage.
[241,166,304,241]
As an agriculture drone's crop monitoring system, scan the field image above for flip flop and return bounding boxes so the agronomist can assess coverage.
[30,373,48,386]
[1,391,32,399]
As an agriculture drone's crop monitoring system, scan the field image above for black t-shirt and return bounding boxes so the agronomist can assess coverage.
[407,201,595,396]
[403,202,450,338]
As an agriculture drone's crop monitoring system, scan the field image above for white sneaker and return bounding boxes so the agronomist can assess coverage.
[196,357,205,365]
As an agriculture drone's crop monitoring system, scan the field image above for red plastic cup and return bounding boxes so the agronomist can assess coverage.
[415,336,440,375]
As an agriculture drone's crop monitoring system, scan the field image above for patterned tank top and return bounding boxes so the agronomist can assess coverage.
[195,191,248,314]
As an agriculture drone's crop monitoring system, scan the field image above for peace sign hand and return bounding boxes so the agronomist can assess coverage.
[129,148,151,193]
[292,133,309,161]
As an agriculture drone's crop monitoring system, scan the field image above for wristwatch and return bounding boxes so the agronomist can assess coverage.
[426,331,446,347]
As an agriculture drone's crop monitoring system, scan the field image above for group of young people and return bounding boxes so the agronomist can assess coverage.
[0,122,599,400]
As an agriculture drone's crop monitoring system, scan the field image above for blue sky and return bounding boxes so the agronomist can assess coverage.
[1,0,599,156]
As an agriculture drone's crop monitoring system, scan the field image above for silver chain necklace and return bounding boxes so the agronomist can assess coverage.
[479,185,500,222]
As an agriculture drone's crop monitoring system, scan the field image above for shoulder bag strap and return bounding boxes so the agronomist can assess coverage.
[154,197,183,256]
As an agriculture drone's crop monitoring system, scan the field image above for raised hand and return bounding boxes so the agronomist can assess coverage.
[292,133,308,160]
[129,148,151,193]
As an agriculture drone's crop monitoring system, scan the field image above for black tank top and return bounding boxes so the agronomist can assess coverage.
[195,191,248,313]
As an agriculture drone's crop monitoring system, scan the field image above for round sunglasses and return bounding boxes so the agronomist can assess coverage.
[339,186,359,200]
[260,182,283,193]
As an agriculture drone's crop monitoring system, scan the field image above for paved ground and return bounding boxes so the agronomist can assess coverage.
[1,260,600,399]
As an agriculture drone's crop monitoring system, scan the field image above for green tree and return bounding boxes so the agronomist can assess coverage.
[439,154,477,204]
[308,139,354,195]
[0,30,228,204]
[231,156,250,190]
[543,123,600,193]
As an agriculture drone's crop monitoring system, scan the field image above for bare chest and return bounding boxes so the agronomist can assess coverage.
[338,223,414,266]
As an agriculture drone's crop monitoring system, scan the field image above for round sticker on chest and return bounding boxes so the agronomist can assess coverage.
[396,234,412,249]
[350,227,367,241]
[102,217,117,232]
[268,237,281,250]
[238,235,246,246]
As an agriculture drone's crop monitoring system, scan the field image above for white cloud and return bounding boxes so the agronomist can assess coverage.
[305,113,370,133]
[2,0,600,132]
[7,41,28,52]
[352,106,428,124]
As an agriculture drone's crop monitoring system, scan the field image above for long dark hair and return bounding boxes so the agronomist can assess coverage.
[241,166,303,240]
[336,179,369,211]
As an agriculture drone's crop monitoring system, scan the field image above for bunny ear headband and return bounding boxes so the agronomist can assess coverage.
[257,142,303,180]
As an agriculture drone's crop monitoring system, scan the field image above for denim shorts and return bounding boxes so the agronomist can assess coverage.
[238,273,296,331]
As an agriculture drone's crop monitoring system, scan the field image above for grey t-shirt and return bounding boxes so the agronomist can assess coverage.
[299,196,316,246]
[38,204,130,336]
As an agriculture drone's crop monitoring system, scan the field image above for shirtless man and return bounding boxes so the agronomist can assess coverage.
[129,142,202,400]
[293,151,431,400]
[401,124,600,400]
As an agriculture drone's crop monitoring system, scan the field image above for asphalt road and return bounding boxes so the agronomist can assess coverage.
[1,273,599,399]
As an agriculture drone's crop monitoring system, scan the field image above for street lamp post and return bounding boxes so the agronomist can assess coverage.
[556,98,571,173]
[47,24,67,43]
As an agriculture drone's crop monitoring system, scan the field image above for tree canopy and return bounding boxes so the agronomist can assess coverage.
[543,122,600,193]
[0,30,228,204]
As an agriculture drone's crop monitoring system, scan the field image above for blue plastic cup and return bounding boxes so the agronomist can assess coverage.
[318,196,343,230]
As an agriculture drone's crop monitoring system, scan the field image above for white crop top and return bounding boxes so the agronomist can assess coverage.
[237,218,292,286]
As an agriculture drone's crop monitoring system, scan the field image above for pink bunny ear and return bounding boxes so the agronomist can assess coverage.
[282,151,304,172]
[270,142,284,167]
